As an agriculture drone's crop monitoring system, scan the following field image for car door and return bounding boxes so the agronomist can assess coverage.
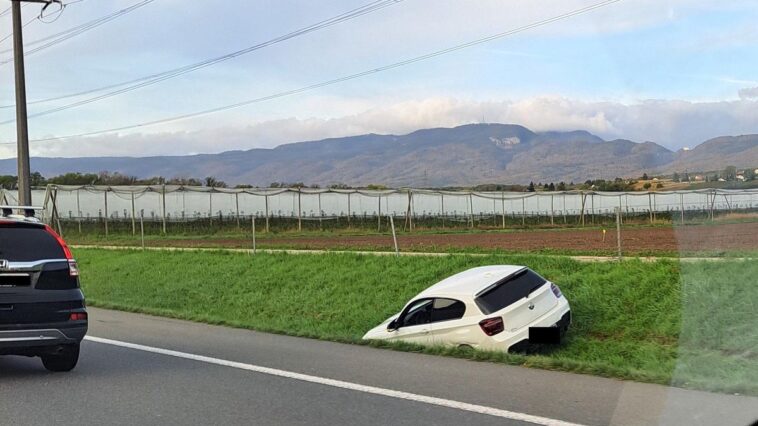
[392,298,434,345]
[427,298,473,346]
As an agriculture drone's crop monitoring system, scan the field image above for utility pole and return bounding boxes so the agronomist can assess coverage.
[10,0,56,206]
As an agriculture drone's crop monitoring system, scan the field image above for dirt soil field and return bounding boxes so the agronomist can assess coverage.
[129,222,758,254]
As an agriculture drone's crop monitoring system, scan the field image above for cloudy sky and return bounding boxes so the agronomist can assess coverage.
[0,0,756,159]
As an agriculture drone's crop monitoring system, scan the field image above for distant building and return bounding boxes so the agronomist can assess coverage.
[736,175,746,181]
[693,175,705,181]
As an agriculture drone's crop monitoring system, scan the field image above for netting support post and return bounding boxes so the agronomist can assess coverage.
[161,184,167,235]
[235,192,240,230]
[209,192,213,227]
[618,194,623,226]
[131,192,136,235]
[468,193,474,229]
[680,193,685,223]
[265,194,270,233]
[591,193,595,225]
[76,189,82,234]
[550,194,554,226]
[51,188,62,237]
[347,193,351,228]
[297,190,301,232]
[501,193,505,229]
[377,195,381,232]
[521,197,526,227]
[441,193,445,229]
[103,190,109,238]
[318,192,323,231]
[579,192,586,227]
[648,192,653,224]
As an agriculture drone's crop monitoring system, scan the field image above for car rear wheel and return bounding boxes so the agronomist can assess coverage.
[41,344,80,372]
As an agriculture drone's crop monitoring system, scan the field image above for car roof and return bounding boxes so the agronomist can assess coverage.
[415,265,526,300]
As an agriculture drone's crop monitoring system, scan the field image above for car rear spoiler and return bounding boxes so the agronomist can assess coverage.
[0,205,44,218]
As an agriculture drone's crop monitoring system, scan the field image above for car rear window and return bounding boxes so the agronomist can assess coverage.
[474,269,547,315]
[0,225,65,262]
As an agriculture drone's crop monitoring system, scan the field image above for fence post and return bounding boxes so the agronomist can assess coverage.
[235,192,240,230]
[51,188,63,237]
[550,194,554,226]
[579,192,586,226]
[131,192,136,235]
[318,192,323,231]
[104,189,109,238]
[615,207,622,260]
[648,192,653,224]
[521,196,526,227]
[591,193,595,225]
[140,210,145,250]
[389,215,399,257]
[618,194,623,226]
[76,189,82,234]
[441,192,445,228]
[265,194,270,233]
[680,192,685,223]
[297,190,301,232]
[209,191,213,227]
[252,216,256,254]
[468,193,474,229]
[161,184,167,235]
[501,192,506,229]
[347,192,351,228]
[377,195,381,232]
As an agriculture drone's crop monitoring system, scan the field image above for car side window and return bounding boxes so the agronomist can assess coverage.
[399,299,433,327]
[430,298,466,323]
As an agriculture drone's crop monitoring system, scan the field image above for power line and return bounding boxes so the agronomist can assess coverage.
[1,0,623,145]
[0,0,85,44]
[0,0,154,65]
[0,0,402,119]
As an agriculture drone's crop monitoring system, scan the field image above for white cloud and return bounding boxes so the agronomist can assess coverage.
[738,86,758,100]
[4,95,757,159]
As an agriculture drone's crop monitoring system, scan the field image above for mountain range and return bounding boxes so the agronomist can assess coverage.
[1,124,756,186]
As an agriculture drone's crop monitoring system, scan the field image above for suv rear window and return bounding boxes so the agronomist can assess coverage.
[0,225,65,262]
[474,269,547,315]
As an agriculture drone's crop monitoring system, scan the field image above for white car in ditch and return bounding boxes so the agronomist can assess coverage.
[362,265,571,352]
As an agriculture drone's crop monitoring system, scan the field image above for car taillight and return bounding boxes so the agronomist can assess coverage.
[69,312,87,321]
[550,283,563,298]
[68,260,80,277]
[479,317,504,336]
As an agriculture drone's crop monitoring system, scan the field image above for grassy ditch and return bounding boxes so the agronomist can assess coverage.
[75,248,757,395]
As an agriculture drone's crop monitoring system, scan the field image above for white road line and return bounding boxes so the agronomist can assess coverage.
[85,335,585,426]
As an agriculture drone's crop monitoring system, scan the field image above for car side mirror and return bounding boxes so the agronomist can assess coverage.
[387,319,399,331]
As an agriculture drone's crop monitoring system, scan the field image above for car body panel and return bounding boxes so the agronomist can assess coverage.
[362,265,571,352]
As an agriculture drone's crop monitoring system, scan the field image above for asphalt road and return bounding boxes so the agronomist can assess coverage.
[1,308,756,426]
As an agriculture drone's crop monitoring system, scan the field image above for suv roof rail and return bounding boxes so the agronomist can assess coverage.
[0,205,44,218]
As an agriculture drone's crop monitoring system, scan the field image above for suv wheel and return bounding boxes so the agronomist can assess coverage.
[41,344,80,372]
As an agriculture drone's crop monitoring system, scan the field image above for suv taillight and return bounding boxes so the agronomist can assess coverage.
[550,283,563,298]
[479,317,504,336]
[43,225,78,276]
[68,260,80,277]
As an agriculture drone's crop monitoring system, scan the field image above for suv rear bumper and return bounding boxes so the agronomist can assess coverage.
[0,324,87,353]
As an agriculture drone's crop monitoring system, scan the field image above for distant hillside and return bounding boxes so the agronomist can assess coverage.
[667,135,758,173]
[0,124,756,186]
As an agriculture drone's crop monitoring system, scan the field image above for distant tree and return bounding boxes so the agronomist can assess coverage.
[366,184,387,190]
[204,176,227,188]
[744,168,756,181]
[0,175,16,189]
[724,165,737,181]
[269,182,281,188]
[329,183,351,189]
[557,182,567,191]
[548,182,555,191]
[527,182,536,192]
[672,172,680,182]
[642,173,649,180]
[235,184,254,189]
[656,183,664,189]
[542,183,549,190]
[643,182,652,190]
[30,172,45,187]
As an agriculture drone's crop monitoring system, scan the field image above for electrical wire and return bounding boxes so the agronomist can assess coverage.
[0,0,623,145]
[0,0,85,45]
[0,0,154,64]
[0,0,401,111]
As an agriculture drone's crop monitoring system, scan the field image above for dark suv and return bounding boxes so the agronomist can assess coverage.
[0,211,87,372]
